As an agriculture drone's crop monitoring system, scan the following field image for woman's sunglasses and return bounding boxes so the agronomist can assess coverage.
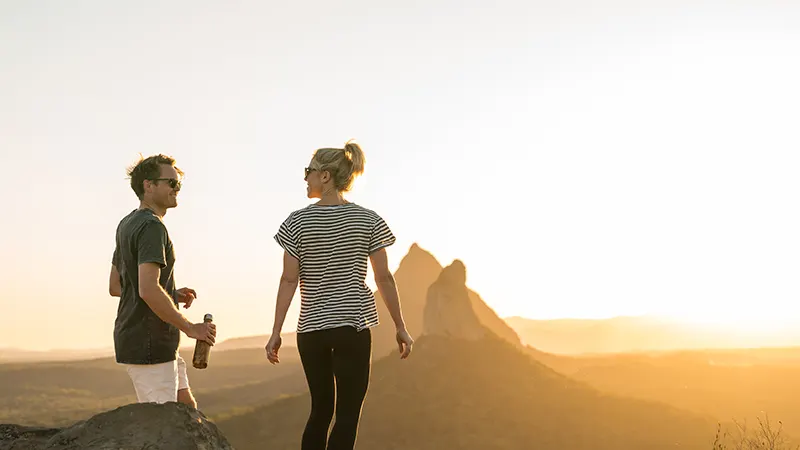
[304,167,318,180]
[149,178,182,190]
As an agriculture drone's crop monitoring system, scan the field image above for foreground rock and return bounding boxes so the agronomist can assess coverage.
[0,402,233,450]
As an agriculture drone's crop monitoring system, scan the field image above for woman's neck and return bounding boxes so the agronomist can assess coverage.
[316,188,347,206]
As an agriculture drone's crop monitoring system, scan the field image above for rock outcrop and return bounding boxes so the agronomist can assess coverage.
[373,243,444,357]
[0,402,233,450]
[423,260,488,341]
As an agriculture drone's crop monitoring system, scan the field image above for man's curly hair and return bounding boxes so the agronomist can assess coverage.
[127,154,183,199]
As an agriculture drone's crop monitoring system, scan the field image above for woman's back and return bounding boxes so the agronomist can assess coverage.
[275,202,395,333]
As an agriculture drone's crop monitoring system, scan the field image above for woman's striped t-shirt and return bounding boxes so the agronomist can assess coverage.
[274,203,396,334]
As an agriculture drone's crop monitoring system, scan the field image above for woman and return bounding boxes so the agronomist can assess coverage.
[266,140,414,450]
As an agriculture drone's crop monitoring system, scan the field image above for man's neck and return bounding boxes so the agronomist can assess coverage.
[139,200,166,218]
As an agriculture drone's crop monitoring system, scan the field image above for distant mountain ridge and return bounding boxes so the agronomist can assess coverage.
[0,347,115,363]
[505,315,800,355]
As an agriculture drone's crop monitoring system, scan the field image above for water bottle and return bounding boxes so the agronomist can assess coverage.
[192,313,213,369]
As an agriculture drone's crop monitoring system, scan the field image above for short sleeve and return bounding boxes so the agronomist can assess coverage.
[111,243,120,267]
[111,225,121,266]
[369,216,396,253]
[274,213,301,260]
[137,221,169,268]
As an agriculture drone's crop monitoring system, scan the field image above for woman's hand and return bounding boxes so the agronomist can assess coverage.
[265,334,282,364]
[396,328,414,359]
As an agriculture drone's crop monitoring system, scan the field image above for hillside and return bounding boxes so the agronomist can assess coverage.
[563,348,800,439]
[217,261,715,450]
[214,333,298,352]
[0,347,305,426]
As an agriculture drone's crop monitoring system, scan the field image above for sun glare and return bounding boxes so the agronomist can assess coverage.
[666,311,797,336]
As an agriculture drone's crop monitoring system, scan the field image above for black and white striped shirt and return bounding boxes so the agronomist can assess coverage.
[274,203,396,334]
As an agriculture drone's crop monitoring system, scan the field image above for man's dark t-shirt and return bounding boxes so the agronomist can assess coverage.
[112,208,179,365]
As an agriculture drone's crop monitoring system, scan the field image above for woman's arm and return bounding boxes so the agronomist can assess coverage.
[370,248,414,359]
[272,251,300,334]
[266,251,299,364]
[369,248,406,331]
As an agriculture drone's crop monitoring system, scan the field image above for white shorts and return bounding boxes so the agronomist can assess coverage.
[123,355,190,404]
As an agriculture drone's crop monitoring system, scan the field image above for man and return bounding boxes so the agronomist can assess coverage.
[109,154,216,408]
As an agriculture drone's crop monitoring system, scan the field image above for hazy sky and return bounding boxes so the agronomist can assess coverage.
[2,0,799,350]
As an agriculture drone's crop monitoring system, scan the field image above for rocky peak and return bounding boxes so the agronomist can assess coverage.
[423,260,487,341]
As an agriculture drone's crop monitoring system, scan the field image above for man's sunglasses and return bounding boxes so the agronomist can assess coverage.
[304,167,318,180]
[149,178,182,190]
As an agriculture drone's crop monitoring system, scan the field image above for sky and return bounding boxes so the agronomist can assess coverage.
[1,0,799,350]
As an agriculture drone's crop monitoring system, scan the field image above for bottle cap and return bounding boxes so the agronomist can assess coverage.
[204,313,213,322]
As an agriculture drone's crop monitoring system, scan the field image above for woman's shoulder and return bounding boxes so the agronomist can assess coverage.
[286,202,384,223]
[278,207,307,228]
[346,203,388,224]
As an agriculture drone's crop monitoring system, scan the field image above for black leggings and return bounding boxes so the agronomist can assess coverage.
[296,326,372,450]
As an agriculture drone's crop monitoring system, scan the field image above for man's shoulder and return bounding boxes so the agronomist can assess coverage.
[118,209,167,236]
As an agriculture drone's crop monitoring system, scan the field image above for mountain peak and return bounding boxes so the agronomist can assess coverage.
[439,259,466,286]
[422,260,487,341]
[397,243,442,274]
[371,243,444,358]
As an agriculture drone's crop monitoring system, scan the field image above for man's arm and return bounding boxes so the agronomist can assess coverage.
[109,265,121,297]
[139,263,215,344]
